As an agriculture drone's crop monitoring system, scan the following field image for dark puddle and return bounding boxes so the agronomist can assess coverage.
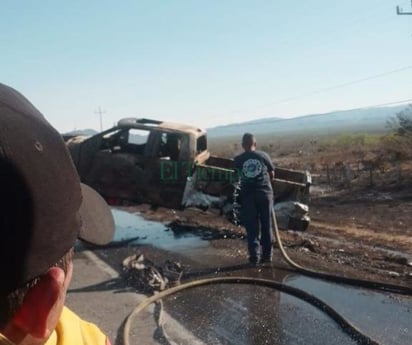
[160,283,359,345]
[285,275,412,345]
[111,209,209,251]
[156,275,411,345]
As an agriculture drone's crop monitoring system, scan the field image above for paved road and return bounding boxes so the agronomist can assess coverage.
[65,210,412,345]
[67,248,208,345]
[67,249,155,345]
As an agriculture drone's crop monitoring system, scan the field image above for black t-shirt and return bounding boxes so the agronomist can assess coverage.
[234,150,274,195]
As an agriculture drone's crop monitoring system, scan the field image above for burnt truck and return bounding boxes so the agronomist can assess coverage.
[65,118,311,230]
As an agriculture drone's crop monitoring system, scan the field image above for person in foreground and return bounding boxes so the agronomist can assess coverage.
[0,83,115,345]
[234,133,275,265]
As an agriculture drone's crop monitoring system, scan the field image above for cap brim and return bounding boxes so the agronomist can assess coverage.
[78,183,115,245]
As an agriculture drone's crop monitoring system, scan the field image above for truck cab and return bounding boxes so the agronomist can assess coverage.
[67,118,214,208]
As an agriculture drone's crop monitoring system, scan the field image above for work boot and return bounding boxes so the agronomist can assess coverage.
[260,256,272,264]
[248,256,259,266]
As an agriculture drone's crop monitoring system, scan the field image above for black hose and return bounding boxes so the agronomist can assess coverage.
[271,208,412,295]
[122,208,411,345]
[123,277,383,345]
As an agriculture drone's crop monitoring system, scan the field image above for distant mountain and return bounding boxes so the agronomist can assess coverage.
[207,105,409,138]
[64,129,98,137]
[211,116,284,130]
[62,104,410,140]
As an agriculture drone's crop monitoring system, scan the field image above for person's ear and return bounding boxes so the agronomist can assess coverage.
[11,267,65,339]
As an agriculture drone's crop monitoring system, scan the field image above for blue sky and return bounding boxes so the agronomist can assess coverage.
[1,0,412,132]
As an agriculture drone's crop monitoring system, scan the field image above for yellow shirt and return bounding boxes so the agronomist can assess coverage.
[46,307,110,345]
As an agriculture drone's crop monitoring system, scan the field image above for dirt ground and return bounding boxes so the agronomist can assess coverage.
[120,181,412,287]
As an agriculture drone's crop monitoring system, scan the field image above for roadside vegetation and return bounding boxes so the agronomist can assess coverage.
[210,106,412,191]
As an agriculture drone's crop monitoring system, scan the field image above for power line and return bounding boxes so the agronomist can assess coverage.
[313,66,412,94]
[229,65,412,114]
[323,98,412,116]
[365,98,412,108]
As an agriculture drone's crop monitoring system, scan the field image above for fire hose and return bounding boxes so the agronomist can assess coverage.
[123,276,383,345]
[270,209,412,295]
[123,208,412,345]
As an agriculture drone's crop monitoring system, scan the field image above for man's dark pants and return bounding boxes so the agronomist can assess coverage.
[241,191,273,262]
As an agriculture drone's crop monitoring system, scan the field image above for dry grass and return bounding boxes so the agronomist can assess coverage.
[210,132,412,190]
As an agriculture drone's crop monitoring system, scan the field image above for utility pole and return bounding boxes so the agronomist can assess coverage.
[95,107,106,131]
[397,1,412,15]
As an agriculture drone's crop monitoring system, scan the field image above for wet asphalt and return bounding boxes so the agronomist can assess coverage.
[66,209,412,345]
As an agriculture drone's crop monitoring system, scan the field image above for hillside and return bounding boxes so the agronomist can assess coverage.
[207,105,409,138]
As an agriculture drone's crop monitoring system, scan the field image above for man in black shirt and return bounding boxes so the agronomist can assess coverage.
[234,133,275,265]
